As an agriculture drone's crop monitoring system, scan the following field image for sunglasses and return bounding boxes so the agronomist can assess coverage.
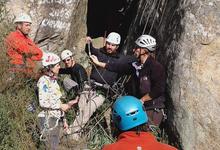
[63,59,71,63]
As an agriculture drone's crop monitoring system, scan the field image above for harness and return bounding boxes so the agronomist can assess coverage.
[39,109,62,141]
[132,61,143,77]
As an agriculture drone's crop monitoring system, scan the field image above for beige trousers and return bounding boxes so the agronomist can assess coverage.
[70,89,105,139]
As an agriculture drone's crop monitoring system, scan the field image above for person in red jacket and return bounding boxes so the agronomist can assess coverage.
[5,13,43,76]
[102,96,177,150]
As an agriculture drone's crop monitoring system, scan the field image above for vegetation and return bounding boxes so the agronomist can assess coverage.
[0,47,38,149]
[0,2,39,149]
[0,40,39,149]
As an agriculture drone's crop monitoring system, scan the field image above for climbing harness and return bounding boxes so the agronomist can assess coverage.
[39,110,62,141]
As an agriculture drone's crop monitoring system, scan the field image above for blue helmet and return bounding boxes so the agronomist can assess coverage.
[112,96,148,131]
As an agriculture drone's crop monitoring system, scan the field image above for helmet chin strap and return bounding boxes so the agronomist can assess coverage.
[138,49,148,61]
[47,70,54,76]
[139,53,146,57]
[45,68,57,80]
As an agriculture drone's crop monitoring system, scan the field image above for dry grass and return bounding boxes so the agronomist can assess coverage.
[0,41,39,149]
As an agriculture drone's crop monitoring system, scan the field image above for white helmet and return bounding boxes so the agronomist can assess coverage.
[135,35,156,52]
[14,13,32,23]
[42,52,61,67]
[106,32,121,45]
[61,49,73,60]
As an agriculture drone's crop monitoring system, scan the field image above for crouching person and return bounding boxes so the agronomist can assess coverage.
[37,52,78,150]
[59,49,105,140]
[102,96,177,150]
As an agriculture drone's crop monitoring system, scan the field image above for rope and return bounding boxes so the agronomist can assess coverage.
[142,0,157,34]
[94,116,115,142]
[139,0,151,26]
[39,112,61,141]
[83,101,114,140]
[87,42,125,95]
[149,0,162,35]
[90,62,118,94]
[88,42,92,56]
[60,43,127,143]
[158,0,168,28]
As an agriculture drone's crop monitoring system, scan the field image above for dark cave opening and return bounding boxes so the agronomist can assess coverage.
[86,0,139,48]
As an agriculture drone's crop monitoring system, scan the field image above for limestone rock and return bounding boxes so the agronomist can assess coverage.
[6,0,87,57]
[4,0,220,149]
[124,0,220,149]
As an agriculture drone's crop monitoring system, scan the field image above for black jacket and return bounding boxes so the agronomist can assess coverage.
[85,43,121,85]
[104,55,138,95]
[59,63,88,89]
[106,55,166,105]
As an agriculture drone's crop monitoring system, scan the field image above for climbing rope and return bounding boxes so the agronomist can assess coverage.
[149,0,163,35]
[87,42,125,95]
[83,101,115,141]
[139,0,152,26]
[39,111,61,141]
[142,0,157,34]
[62,74,125,143]
[158,0,168,28]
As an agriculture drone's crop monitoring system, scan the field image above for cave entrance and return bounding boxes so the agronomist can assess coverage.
[86,0,139,48]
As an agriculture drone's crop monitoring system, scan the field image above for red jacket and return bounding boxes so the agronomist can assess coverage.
[5,30,43,73]
[102,131,177,150]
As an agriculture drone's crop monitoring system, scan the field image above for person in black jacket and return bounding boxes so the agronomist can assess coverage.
[90,35,166,126]
[84,32,122,137]
[59,49,105,140]
[59,49,88,91]
[85,32,122,86]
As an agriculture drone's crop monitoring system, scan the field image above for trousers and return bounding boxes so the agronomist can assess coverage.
[70,89,105,140]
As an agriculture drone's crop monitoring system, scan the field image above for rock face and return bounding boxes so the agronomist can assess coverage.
[6,0,88,63]
[124,0,220,149]
[5,0,220,149]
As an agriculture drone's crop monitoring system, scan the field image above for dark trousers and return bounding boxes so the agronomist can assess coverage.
[146,109,163,126]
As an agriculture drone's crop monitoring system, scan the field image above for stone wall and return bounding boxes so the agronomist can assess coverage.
[124,0,220,149]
